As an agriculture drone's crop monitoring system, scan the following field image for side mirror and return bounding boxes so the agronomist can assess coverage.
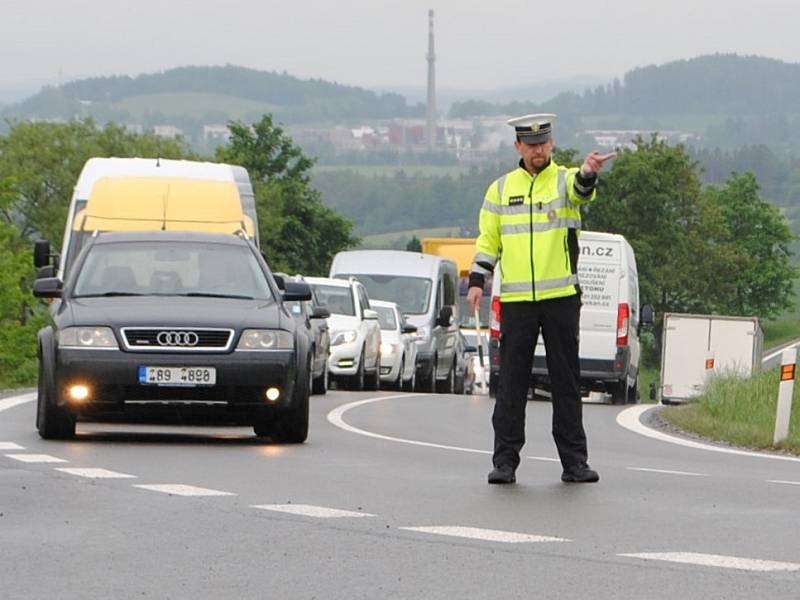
[641,305,655,328]
[34,240,51,268]
[33,277,62,299]
[402,323,417,334]
[36,265,56,279]
[437,305,454,327]
[363,309,379,321]
[310,306,330,319]
[272,274,286,290]
[283,281,312,302]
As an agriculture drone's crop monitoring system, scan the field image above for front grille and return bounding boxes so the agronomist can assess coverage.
[121,328,233,352]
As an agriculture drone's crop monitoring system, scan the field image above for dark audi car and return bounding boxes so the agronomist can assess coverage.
[33,231,313,442]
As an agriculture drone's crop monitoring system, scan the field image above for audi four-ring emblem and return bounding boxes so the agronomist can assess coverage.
[156,331,199,346]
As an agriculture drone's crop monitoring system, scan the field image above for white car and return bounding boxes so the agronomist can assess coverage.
[371,300,418,391]
[305,276,381,391]
[461,329,489,393]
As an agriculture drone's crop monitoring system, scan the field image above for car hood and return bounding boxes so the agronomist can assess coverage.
[60,296,285,330]
[326,313,360,332]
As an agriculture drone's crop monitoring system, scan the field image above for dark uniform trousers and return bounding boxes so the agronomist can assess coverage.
[493,294,588,470]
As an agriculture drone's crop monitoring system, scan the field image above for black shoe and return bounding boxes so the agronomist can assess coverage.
[488,465,516,484]
[561,463,599,483]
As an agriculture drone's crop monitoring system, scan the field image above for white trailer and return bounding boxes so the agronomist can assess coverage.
[659,313,763,404]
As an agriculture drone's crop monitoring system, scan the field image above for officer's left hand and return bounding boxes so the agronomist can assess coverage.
[580,151,617,176]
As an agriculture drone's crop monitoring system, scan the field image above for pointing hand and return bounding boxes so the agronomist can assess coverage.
[580,151,617,176]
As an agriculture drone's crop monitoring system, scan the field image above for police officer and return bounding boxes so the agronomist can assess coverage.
[466,113,615,484]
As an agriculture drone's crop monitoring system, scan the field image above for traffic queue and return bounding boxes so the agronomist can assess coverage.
[30,157,481,442]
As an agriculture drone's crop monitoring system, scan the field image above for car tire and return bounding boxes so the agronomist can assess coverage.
[416,358,436,393]
[350,349,366,391]
[627,379,640,404]
[364,354,380,391]
[272,353,311,443]
[436,361,455,394]
[610,379,628,405]
[312,363,328,396]
[453,364,465,395]
[402,363,416,392]
[36,354,75,440]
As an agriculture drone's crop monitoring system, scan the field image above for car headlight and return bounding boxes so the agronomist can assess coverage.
[58,327,118,349]
[331,330,357,346]
[380,342,399,356]
[237,329,294,350]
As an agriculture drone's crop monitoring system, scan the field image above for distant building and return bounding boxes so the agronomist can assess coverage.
[203,124,231,143]
[153,125,182,139]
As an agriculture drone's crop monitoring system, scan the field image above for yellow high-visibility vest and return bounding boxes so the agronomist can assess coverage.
[472,160,595,302]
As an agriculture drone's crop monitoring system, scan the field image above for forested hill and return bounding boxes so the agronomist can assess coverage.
[2,65,424,124]
[449,54,800,118]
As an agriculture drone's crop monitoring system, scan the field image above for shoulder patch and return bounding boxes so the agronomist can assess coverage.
[509,195,524,206]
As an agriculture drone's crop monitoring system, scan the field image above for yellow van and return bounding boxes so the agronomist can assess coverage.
[62,176,256,277]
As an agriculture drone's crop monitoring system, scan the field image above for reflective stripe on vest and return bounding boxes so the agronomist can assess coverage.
[501,274,578,294]
[501,218,582,235]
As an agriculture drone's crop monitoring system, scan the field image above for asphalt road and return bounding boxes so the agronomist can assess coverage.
[1,389,799,599]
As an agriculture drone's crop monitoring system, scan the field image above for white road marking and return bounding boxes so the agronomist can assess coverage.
[133,484,235,497]
[617,405,800,463]
[527,456,560,462]
[627,467,709,477]
[0,442,24,450]
[328,394,492,456]
[56,468,136,479]
[767,479,800,486]
[251,504,375,518]
[619,552,800,572]
[401,526,569,544]
[0,392,36,413]
[5,453,67,463]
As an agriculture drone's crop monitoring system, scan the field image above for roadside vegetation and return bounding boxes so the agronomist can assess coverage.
[661,368,800,455]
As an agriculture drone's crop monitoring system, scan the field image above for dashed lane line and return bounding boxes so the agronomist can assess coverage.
[251,504,375,518]
[627,467,709,477]
[619,552,800,572]
[0,442,25,450]
[133,484,235,497]
[56,467,136,479]
[5,453,67,463]
[766,479,800,486]
[401,526,570,544]
[617,405,800,464]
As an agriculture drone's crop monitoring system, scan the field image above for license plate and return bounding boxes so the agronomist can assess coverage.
[138,366,216,387]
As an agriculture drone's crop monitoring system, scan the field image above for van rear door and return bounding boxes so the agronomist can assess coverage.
[577,237,623,364]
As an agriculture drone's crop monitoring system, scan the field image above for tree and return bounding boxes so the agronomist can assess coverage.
[216,115,358,274]
[701,172,796,317]
[0,178,46,386]
[0,119,194,245]
[406,235,422,252]
[584,137,796,320]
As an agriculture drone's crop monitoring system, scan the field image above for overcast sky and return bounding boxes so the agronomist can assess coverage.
[3,0,799,92]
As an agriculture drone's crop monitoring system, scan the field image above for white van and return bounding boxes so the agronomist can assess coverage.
[45,157,257,280]
[489,231,651,404]
[329,250,459,393]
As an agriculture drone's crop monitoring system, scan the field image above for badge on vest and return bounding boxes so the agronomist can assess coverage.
[508,195,524,206]
[548,209,557,222]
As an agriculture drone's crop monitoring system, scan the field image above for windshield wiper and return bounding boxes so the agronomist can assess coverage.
[75,291,144,298]
[183,292,256,300]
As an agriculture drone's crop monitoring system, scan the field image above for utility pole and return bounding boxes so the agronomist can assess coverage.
[425,9,437,151]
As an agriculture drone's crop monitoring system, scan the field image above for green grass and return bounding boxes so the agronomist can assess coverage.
[313,165,469,177]
[762,316,800,349]
[661,368,800,454]
[638,367,660,404]
[116,92,278,120]
[360,226,463,249]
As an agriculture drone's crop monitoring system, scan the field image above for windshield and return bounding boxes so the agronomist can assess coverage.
[311,284,355,316]
[72,241,273,300]
[458,275,492,328]
[373,305,398,330]
[336,274,431,315]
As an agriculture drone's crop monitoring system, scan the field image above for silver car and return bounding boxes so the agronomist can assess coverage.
[371,300,418,391]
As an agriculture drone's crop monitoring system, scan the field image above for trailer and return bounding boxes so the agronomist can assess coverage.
[659,313,763,404]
